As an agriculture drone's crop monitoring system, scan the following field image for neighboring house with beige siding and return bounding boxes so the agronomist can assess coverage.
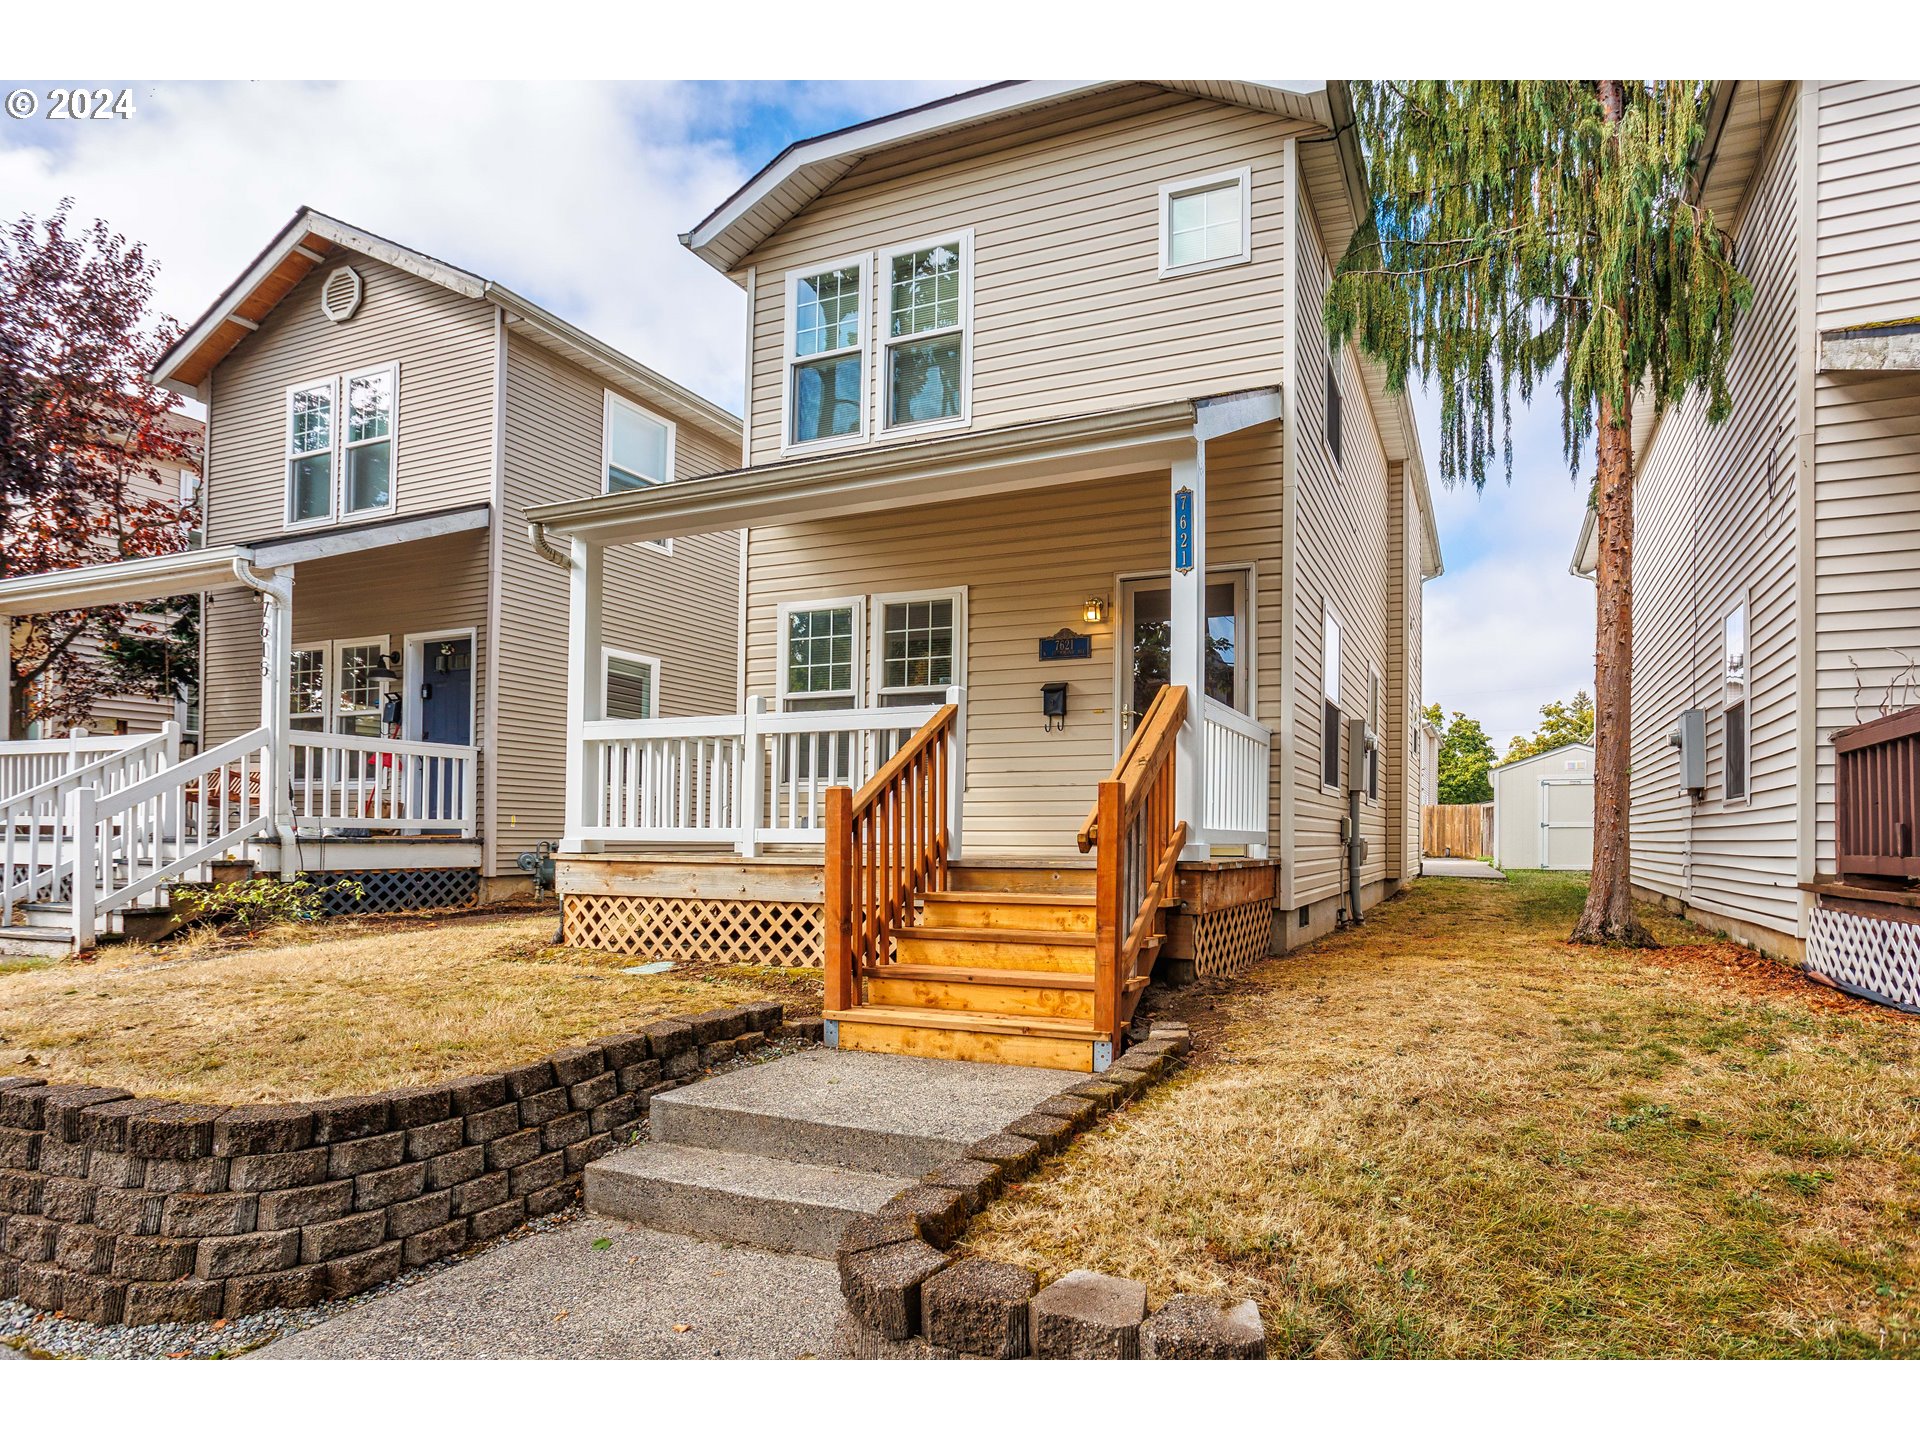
[530,81,1441,1072]
[1571,81,1920,1011]
[0,209,738,949]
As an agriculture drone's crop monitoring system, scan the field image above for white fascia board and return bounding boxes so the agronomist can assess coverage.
[0,546,249,612]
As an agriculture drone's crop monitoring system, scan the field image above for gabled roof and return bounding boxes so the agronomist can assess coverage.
[682,81,1332,275]
[680,79,1443,578]
[151,208,739,440]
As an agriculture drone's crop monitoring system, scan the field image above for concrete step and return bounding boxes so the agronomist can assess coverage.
[648,1047,1076,1177]
[0,925,75,958]
[583,1142,901,1259]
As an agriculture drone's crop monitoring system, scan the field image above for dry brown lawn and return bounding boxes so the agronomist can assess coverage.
[0,908,819,1104]
[962,871,1920,1358]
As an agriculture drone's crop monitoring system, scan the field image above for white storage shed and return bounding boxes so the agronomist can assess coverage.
[1490,742,1594,871]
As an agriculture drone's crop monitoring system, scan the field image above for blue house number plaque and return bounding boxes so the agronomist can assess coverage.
[1173,486,1194,574]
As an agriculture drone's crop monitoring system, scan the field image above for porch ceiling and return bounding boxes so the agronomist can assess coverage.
[527,398,1219,548]
[0,503,490,614]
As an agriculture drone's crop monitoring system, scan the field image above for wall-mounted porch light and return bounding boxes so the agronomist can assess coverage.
[1082,596,1108,625]
[366,652,403,681]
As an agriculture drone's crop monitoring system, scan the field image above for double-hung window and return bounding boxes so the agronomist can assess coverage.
[1321,603,1343,790]
[604,391,675,493]
[1366,667,1383,801]
[786,260,868,448]
[881,233,970,432]
[1326,359,1344,467]
[872,591,961,708]
[285,364,397,525]
[779,599,862,713]
[1158,168,1252,277]
[286,380,336,524]
[1723,596,1750,802]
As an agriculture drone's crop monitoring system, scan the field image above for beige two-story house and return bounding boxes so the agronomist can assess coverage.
[0,210,740,951]
[529,81,1443,1071]
[1571,81,1920,1014]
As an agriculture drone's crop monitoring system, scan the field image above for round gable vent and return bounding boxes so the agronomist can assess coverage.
[320,265,363,323]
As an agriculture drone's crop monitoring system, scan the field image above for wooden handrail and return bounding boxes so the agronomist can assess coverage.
[825,703,959,1015]
[1086,685,1187,1050]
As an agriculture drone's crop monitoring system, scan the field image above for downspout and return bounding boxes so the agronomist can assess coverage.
[528,521,572,570]
[1348,785,1364,924]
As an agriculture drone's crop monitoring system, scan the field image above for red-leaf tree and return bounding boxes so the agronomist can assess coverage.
[0,201,200,739]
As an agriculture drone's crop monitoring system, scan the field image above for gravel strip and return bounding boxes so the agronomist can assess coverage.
[0,1037,815,1360]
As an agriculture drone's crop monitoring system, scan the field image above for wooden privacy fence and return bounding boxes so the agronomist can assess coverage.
[1423,802,1494,858]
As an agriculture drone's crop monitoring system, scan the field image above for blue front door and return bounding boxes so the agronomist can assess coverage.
[418,638,472,746]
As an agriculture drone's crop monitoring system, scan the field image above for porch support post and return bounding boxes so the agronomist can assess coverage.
[0,615,10,741]
[1169,442,1209,859]
[255,567,296,878]
[563,536,605,854]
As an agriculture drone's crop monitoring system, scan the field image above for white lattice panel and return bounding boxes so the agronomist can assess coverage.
[1806,906,1920,1012]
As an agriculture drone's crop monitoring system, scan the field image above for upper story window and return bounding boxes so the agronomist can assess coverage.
[1158,168,1252,278]
[1321,602,1343,790]
[285,364,397,527]
[1723,595,1750,802]
[882,232,971,432]
[603,390,675,493]
[786,258,868,449]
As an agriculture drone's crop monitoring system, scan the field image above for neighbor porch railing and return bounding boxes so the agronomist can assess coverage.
[1080,684,1188,1051]
[286,732,478,837]
[823,699,962,1015]
[0,729,156,804]
[577,689,964,854]
[1834,705,1920,881]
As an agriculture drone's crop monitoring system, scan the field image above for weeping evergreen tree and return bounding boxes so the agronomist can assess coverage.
[1326,81,1751,945]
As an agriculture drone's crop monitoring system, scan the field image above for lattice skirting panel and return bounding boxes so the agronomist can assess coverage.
[1805,906,1920,1013]
[563,893,825,968]
[318,868,481,916]
[1191,899,1275,979]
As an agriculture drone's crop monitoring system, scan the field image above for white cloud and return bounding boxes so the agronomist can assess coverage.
[0,81,926,414]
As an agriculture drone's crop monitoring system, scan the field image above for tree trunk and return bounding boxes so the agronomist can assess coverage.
[1571,390,1656,946]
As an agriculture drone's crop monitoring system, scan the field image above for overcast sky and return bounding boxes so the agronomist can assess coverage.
[0,79,1596,750]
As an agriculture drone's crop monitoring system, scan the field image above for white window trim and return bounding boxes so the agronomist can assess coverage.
[601,388,676,552]
[291,634,393,732]
[869,587,968,703]
[1722,590,1752,807]
[780,252,872,457]
[1321,598,1344,795]
[775,595,866,710]
[403,627,479,745]
[284,375,338,531]
[340,362,400,521]
[1157,166,1254,279]
[877,228,974,439]
[1366,663,1384,804]
[602,645,662,721]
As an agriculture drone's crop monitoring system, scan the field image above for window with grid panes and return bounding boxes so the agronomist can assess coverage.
[884,239,966,428]
[877,596,955,707]
[789,264,866,444]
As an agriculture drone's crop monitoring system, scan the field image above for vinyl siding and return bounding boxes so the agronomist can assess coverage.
[1624,96,1804,939]
[497,332,740,871]
[1288,171,1395,905]
[740,425,1285,858]
[202,249,495,546]
[739,87,1307,464]
[1815,81,1920,332]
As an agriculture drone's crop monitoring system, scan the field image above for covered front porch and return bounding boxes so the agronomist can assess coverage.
[0,507,486,951]
[529,394,1298,1068]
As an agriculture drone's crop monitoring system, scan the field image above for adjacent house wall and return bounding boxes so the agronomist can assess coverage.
[1812,81,1920,868]
[1622,93,1805,950]
[202,250,495,547]
[737,86,1311,465]
[496,331,740,871]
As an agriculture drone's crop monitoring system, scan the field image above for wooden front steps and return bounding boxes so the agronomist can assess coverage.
[830,884,1160,1073]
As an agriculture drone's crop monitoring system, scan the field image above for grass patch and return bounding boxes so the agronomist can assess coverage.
[960,870,1920,1358]
[0,909,819,1103]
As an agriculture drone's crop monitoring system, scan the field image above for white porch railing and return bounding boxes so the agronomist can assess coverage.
[1201,695,1272,853]
[287,733,478,837]
[0,725,183,926]
[578,689,964,854]
[0,730,156,803]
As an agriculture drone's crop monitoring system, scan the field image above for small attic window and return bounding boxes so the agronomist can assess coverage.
[320,266,363,323]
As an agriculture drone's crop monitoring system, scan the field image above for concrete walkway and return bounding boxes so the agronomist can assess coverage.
[1422,858,1506,879]
[254,1217,846,1359]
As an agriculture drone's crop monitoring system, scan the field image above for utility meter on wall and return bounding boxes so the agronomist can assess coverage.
[1347,716,1379,796]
